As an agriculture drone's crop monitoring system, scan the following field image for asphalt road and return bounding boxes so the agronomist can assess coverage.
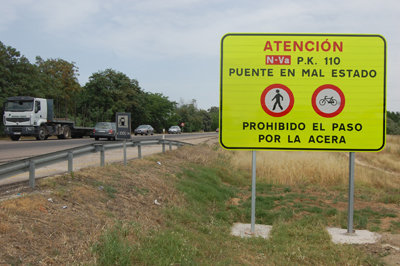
[0,132,217,164]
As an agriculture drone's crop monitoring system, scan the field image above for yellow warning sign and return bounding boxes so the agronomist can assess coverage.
[220,33,386,151]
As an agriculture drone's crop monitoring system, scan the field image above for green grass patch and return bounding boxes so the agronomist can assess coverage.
[92,159,385,265]
[132,229,197,265]
[177,166,237,211]
[333,206,398,232]
[92,222,133,266]
[390,221,400,232]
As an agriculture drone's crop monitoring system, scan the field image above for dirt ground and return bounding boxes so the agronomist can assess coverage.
[0,137,399,265]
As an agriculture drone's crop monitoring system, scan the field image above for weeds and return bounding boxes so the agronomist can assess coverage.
[3,138,400,264]
[92,222,133,266]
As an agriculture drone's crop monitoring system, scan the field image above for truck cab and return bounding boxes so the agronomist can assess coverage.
[3,97,47,140]
[3,96,66,140]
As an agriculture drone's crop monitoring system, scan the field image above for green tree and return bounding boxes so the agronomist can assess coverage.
[35,57,81,118]
[199,109,211,131]
[0,41,46,134]
[208,106,219,131]
[387,111,400,135]
[0,41,44,103]
[139,92,177,132]
[175,100,203,132]
[79,69,142,127]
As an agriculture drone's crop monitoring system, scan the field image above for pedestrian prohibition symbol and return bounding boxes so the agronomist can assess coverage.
[219,33,386,151]
[260,84,294,117]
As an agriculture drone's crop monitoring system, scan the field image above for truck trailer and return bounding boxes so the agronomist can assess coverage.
[3,96,93,141]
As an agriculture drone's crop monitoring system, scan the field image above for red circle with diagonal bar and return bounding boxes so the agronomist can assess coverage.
[260,84,294,117]
[312,84,345,118]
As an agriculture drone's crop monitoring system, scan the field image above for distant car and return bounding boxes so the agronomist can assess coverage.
[134,125,154,135]
[93,122,117,140]
[168,126,181,134]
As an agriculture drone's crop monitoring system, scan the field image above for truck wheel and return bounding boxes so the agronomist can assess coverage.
[63,126,71,139]
[10,135,20,141]
[36,126,47,140]
[59,126,71,139]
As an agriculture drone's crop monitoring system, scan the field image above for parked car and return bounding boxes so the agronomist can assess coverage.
[168,125,181,134]
[134,125,154,135]
[93,122,117,140]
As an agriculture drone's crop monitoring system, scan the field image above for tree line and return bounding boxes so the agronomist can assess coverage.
[387,111,400,135]
[0,41,219,134]
[2,41,399,136]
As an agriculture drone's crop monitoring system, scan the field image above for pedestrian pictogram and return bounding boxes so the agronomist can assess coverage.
[260,84,294,117]
[312,84,345,118]
[118,115,128,128]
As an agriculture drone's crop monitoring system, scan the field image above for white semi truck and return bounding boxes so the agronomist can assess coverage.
[3,96,93,141]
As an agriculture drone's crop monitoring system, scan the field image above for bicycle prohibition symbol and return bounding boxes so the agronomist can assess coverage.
[312,84,345,118]
[319,96,337,106]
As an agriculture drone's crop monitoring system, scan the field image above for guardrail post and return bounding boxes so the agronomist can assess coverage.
[94,144,105,166]
[162,140,166,153]
[29,160,35,188]
[138,144,142,159]
[100,146,105,166]
[169,141,172,151]
[68,151,73,173]
[123,140,127,166]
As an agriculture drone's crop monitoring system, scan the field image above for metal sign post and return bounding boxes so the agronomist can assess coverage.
[123,139,127,166]
[251,150,257,234]
[347,152,355,234]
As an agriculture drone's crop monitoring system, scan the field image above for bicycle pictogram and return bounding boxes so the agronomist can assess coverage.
[319,96,337,106]
[312,84,345,118]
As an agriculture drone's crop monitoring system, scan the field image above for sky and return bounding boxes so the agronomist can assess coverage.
[1,0,400,111]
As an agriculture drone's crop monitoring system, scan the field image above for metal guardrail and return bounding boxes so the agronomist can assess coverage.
[0,139,192,188]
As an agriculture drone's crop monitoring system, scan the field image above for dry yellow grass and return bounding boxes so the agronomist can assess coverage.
[228,135,400,190]
[357,135,400,173]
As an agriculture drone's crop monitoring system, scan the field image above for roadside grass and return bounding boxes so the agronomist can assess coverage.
[2,138,399,264]
[229,136,400,206]
[92,164,382,265]
[351,135,400,174]
[90,143,397,265]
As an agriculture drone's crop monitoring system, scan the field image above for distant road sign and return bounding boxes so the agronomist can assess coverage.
[116,112,131,140]
[220,33,386,151]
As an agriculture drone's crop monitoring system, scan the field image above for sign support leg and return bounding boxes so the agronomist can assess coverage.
[123,139,127,166]
[29,160,35,188]
[347,152,355,234]
[251,150,256,234]
[68,151,73,173]
[100,146,105,167]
